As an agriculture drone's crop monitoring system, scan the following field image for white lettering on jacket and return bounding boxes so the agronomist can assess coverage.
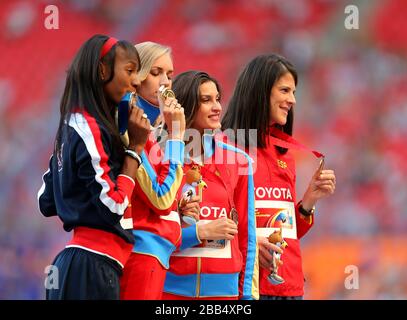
[255,187,292,200]
[200,206,228,219]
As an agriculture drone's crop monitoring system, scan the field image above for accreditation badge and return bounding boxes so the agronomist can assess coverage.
[255,200,297,240]
[172,220,231,258]
[204,239,226,249]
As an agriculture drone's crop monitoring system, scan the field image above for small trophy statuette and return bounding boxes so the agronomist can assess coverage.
[267,228,288,285]
[179,166,207,225]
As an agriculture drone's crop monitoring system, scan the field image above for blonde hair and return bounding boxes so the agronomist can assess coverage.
[135,41,172,82]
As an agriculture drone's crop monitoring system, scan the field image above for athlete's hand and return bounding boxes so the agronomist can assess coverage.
[301,167,336,211]
[157,94,185,141]
[127,105,151,154]
[198,218,238,241]
[257,236,283,271]
[179,195,200,222]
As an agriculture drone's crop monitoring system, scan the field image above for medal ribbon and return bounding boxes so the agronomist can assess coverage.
[268,127,324,159]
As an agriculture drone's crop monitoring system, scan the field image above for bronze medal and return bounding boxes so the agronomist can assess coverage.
[318,157,325,173]
[230,207,238,225]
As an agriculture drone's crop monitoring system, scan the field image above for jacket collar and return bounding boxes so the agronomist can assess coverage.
[185,132,218,164]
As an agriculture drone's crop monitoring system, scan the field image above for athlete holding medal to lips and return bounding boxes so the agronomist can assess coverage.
[119,42,188,300]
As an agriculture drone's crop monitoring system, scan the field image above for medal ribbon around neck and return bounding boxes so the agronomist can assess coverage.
[268,127,324,159]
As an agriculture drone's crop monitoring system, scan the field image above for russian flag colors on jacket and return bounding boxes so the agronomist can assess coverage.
[163,134,259,300]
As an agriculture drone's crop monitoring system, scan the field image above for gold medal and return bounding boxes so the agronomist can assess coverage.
[159,86,175,99]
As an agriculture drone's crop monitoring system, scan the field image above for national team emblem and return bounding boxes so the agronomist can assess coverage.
[277,159,287,169]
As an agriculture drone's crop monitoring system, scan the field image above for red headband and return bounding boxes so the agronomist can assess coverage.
[100,37,118,59]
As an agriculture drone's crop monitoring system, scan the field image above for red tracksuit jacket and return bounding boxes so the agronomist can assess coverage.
[130,136,185,268]
[253,134,314,297]
[163,135,258,300]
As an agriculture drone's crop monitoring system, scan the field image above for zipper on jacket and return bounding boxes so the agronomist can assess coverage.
[196,257,201,297]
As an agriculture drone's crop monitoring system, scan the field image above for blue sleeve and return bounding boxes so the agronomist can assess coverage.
[180,225,202,250]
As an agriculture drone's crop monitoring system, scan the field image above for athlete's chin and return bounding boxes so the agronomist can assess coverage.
[278,115,288,126]
[207,122,221,131]
[270,118,287,126]
[148,96,159,107]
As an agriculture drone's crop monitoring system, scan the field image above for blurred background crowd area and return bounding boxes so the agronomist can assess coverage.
[0,0,406,299]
